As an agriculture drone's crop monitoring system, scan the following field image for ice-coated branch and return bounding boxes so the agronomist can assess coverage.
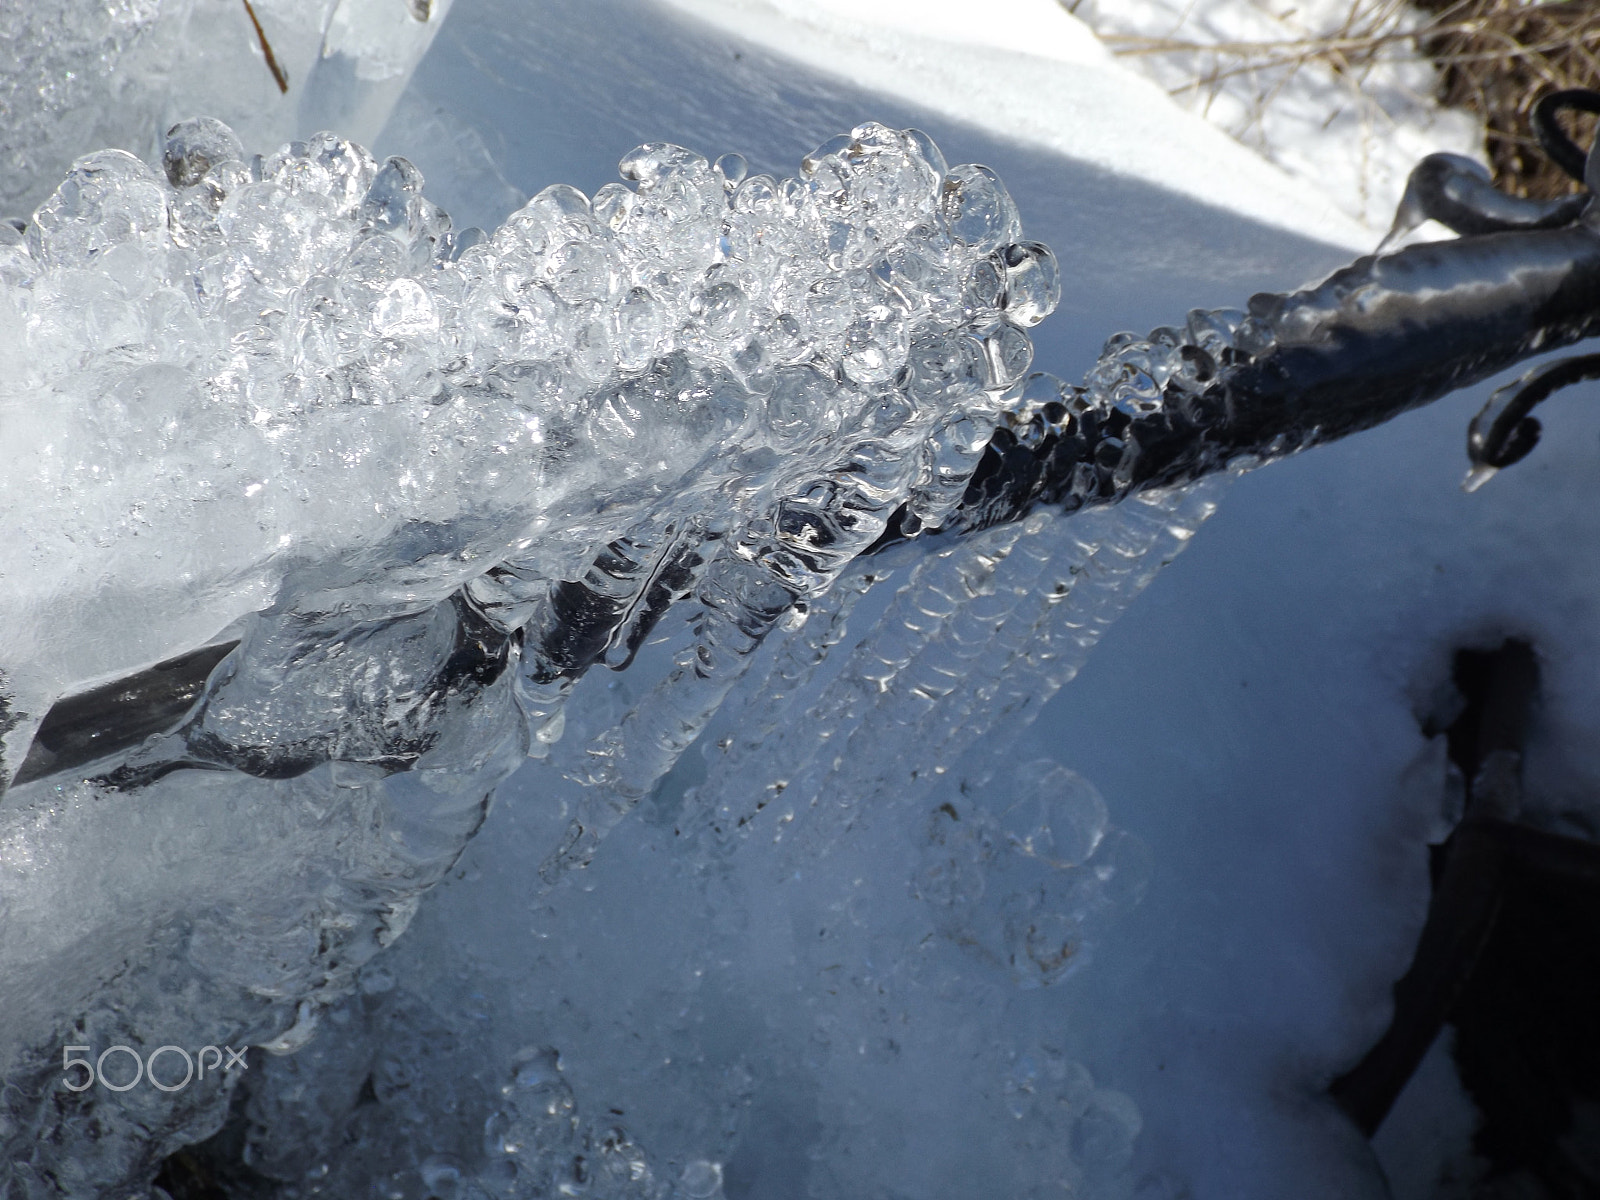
[16,103,1600,793]
[0,116,1060,788]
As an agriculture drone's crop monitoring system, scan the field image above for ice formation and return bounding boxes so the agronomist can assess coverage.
[12,4,1595,1198]
[0,75,1375,1189]
[0,111,1098,1191]
[0,89,1281,1191]
[0,105,1069,767]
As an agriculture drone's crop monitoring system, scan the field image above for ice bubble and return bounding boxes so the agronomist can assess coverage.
[982,320,1035,389]
[361,154,430,240]
[766,364,844,446]
[29,150,168,270]
[1000,760,1110,867]
[304,131,380,216]
[1070,1088,1144,1171]
[679,1159,725,1198]
[1091,827,1155,910]
[998,241,1063,328]
[162,117,246,188]
[713,153,747,187]
[940,163,1021,253]
[373,276,439,338]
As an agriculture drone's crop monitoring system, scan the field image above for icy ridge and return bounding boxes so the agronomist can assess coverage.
[691,482,1222,874]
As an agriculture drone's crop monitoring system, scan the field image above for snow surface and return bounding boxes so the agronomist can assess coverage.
[657,0,1374,247]
[4,0,1600,1197]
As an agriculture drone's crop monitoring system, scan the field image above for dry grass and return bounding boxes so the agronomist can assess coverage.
[1418,0,1600,198]
[1084,0,1600,199]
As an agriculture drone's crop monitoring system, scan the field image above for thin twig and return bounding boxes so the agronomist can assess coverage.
[241,0,289,95]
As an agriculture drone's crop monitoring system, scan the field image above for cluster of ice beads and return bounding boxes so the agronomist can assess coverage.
[1000,305,1275,457]
[0,117,1059,749]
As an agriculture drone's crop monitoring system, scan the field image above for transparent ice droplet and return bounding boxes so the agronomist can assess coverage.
[372,277,438,338]
[618,142,714,199]
[304,131,379,216]
[1070,1089,1143,1170]
[805,274,854,339]
[998,241,1062,328]
[965,253,1006,320]
[592,181,636,231]
[714,153,748,187]
[614,286,667,370]
[905,407,996,533]
[528,182,594,226]
[361,155,427,239]
[679,1160,724,1199]
[1091,828,1152,909]
[30,149,169,269]
[840,310,908,384]
[733,173,781,214]
[1185,306,1243,356]
[1001,760,1109,867]
[444,225,486,262]
[982,321,1033,390]
[689,275,749,341]
[765,363,842,446]
[751,308,808,366]
[904,330,986,404]
[1231,314,1276,357]
[1099,330,1140,358]
[263,140,333,198]
[1086,342,1167,415]
[1001,371,1074,434]
[904,127,949,178]
[162,117,245,188]
[801,134,855,178]
[939,163,1021,253]
[545,237,614,304]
